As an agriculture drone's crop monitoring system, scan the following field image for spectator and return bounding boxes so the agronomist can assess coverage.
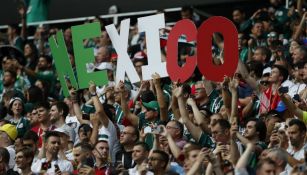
[0,147,19,175]
[0,123,17,169]
[15,147,34,175]
[31,131,73,174]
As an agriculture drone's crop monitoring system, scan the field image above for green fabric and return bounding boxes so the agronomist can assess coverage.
[81,104,95,114]
[142,101,159,112]
[14,37,24,52]
[198,132,214,148]
[114,103,124,124]
[275,7,289,25]
[240,19,253,33]
[35,70,56,93]
[26,0,50,23]
[209,90,223,113]
[240,47,248,63]
[247,141,267,169]
[10,117,31,137]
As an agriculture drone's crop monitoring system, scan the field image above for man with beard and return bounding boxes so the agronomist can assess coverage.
[0,70,18,101]
[31,131,73,174]
[147,150,170,175]
[285,119,306,173]
[115,125,139,169]
[50,101,76,147]
[243,118,267,168]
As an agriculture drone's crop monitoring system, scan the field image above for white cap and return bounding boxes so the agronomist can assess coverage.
[262,67,271,76]
[95,62,113,71]
[54,128,70,138]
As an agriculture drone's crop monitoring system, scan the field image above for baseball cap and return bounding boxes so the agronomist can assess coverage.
[0,124,17,141]
[54,128,70,138]
[262,67,271,76]
[98,134,109,144]
[142,101,160,112]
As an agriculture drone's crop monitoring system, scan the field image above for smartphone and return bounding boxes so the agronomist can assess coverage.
[278,86,289,94]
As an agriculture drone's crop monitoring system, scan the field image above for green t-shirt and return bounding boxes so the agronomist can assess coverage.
[26,0,50,23]
[198,132,215,148]
[10,117,31,137]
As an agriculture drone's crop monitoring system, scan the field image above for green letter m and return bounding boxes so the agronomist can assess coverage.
[49,31,78,97]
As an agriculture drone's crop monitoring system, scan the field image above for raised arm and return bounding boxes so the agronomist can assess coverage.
[118,81,139,127]
[89,82,109,127]
[187,97,210,133]
[235,133,255,169]
[152,73,168,122]
[175,86,202,142]
[229,78,239,123]
[70,89,87,124]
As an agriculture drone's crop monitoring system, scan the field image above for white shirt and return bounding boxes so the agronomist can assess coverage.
[286,144,306,173]
[31,158,73,174]
[6,145,15,169]
[128,166,154,175]
[98,119,120,162]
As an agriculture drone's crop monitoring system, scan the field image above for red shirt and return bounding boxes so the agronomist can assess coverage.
[31,125,56,148]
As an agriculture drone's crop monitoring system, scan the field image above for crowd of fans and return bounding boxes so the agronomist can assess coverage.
[1,0,307,174]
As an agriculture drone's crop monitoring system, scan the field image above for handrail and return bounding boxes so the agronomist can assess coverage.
[0,7,181,29]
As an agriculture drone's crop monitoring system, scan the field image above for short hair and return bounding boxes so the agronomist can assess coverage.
[181,6,193,14]
[126,125,140,142]
[27,86,44,103]
[152,150,169,169]
[271,64,289,82]
[34,101,50,110]
[23,130,39,142]
[44,131,60,143]
[0,147,10,164]
[170,120,184,138]
[212,119,231,130]
[140,90,156,103]
[39,54,53,64]
[256,158,275,171]
[74,142,93,152]
[4,69,17,80]
[134,142,150,152]
[256,46,271,63]
[289,119,307,133]
[233,7,245,14]
[268,148,287,168]
[16,147,35,163]
[246,60,264,79]
[296,46,307,59]
[184,143,201,158]
[246,118,267,142]
[52,101,69,118]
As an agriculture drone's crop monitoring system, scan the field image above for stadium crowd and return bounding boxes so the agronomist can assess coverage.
[1,0,307,174]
